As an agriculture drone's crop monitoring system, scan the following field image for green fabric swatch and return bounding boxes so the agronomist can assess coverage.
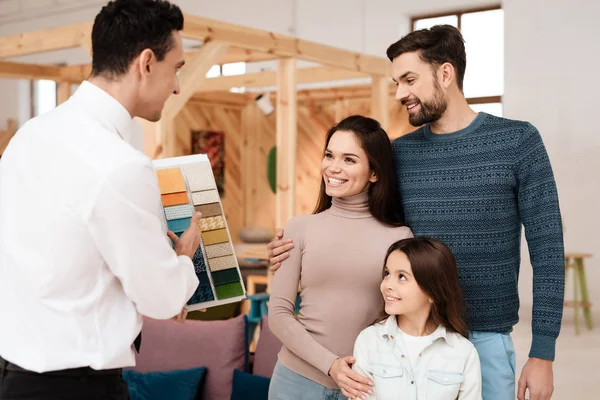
[211,268,241,286]
[215,281,244,299]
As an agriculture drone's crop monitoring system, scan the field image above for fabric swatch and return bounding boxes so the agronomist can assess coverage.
[167,217,191,234]
[208,254,237,272]
[192,245,207,274]
[215,281,244,300]
[156,168,186,195]
[161,192,189,207]
[201,229,229,246]
[197,271,211,287]
[200,216,225,232]
[194,202,222,218]
[180,163,217,192]
[187,283,214,305]
[164,204,194,221]
[192,190,220,206]
[205,242,234,259]
[211,268,241,286]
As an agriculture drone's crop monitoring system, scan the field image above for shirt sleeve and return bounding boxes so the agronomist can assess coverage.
[458,345,483,400]
[267,216,340,376]
[352,330,376,400]
[515,124,565,361]
[86,159,199,320]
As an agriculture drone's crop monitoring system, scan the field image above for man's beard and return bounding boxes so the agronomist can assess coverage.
[406,82,447,127]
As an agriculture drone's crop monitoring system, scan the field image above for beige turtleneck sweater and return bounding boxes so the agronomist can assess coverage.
[268,191,413,389]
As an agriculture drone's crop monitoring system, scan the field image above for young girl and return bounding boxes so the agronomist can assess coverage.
[352,237,482,400]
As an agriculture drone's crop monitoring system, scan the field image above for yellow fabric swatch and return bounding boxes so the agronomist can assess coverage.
[156,168,186,194]
[201,228,229,246]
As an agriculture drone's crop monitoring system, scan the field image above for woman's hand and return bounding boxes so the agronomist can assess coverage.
[328,356,374,399]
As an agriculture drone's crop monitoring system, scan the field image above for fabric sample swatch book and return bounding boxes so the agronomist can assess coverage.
[153,154,246,311]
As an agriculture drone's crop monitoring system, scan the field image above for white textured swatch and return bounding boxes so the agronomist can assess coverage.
[192,190,220,206]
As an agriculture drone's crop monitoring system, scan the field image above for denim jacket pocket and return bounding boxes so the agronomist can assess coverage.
[426,370,464,400]
[367,353,404,400]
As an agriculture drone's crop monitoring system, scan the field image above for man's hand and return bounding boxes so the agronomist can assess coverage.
[328,357,373,400]
[266,228,294,271]
[518,357,554,400]
[168,212,203,259]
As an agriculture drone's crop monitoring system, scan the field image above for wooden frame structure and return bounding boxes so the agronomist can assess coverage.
[0,12,395,235]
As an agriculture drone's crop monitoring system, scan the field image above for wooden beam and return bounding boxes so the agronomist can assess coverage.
[181,14,390,76]
[218,47,276,64]
[0,60,62,81]
[0,119,18,156]
[56,82,71,105]
[0,22,93,59]
[267,82,397,102]
[196,66,368,92]
[272,57,297,288]
[162,42,229,118]
[371,76,390,130]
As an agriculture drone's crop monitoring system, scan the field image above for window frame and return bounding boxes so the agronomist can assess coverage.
[410,4,503,108]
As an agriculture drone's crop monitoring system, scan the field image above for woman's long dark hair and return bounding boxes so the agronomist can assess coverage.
[312,115,405,227]
[375,237,469,338]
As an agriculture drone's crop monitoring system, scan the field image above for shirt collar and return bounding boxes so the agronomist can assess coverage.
[379,315,457,347]
[71,81,133,140]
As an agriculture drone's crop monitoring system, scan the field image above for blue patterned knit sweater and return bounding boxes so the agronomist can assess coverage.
[392,112,565,361]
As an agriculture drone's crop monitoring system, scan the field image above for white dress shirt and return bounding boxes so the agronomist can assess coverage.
[0,81,199,373]
[352,316,482,400]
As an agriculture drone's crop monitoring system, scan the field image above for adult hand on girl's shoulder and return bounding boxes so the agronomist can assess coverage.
[267,228,294,271]
[328,356,373,399]
[517,357,554,400]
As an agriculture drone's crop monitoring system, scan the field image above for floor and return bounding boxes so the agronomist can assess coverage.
[512,305,600,399]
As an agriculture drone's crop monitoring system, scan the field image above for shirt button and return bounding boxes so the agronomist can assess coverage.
[383,369,387,374]
[411,380,414,384]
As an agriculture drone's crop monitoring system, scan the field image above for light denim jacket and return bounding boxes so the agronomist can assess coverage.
[352,316,482,400]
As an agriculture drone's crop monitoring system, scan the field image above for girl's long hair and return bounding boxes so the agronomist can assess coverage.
[374,237,469,338]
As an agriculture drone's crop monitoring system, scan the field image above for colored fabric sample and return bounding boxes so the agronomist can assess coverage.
[156,168,187,195]
[192,190,219,206]
[197,271,211,287]
[180,163,217,192]
[161,192,189,207]
[200,216,225,232]
[205,243,233,259]
[208,254,237,272]
[215,281,244,299]
[164,204,194,221]
[211,268,240,286]
[201,228,229,246]
[167,217,191,234]
[192,245,207,274]
[187,284,215,305]
[194,202,222,218]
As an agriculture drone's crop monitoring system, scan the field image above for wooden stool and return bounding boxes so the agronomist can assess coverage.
[564,252,593,334]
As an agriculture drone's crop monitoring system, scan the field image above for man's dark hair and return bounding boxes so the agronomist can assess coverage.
[386,25,467,91]
[91,0,184,78]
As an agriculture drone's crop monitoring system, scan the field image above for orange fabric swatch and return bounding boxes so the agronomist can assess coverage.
[201,229,230,246]
[161,192,189,207]
[156,168,186,195]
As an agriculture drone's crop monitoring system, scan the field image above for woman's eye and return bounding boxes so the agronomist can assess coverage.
[345,157,355,163]
[399,274,407,281]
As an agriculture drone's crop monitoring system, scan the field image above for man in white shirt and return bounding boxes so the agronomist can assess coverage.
[0,0,201,398]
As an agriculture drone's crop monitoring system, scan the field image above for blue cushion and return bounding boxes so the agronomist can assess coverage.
[230,369,271,400]
[122,367,206,400]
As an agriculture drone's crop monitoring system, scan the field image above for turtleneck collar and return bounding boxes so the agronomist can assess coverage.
[328,190,371,219]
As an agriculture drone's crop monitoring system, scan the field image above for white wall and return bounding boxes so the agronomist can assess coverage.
[503,0,600,321]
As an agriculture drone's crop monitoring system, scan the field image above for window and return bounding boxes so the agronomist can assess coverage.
[411,6,503,117]
[31,79,57,117]
[205,62,247,78]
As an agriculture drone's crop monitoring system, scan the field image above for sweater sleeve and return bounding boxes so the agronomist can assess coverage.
[514,124,565,361]
[267,217,340,375]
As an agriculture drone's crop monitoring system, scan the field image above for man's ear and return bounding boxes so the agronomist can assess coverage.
[138,49,155,76]
[439,62,455,89]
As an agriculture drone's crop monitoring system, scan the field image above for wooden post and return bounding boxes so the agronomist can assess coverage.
[270,57,297,289]
[371,75,389,131]
[56,82,71,105]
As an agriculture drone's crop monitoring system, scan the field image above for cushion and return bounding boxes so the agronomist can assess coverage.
[122,367,206,400]
[132,314,248,400]
[252,316,282,378]
[238,227,274,243]
[230,369,271,400]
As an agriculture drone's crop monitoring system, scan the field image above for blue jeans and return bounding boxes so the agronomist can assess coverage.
[268,361,345,400]
[469,331,517,400]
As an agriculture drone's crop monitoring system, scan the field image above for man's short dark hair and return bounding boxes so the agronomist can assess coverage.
[91,0,184,78]
[386,25,467,91]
